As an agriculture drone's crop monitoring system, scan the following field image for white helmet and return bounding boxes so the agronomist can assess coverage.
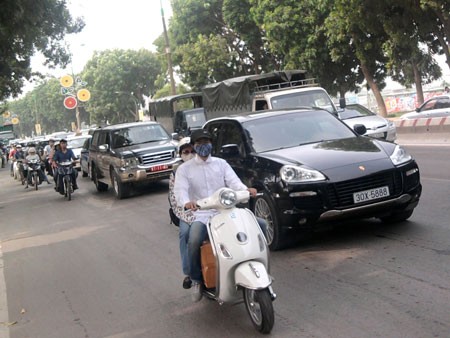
[178,137,191,154]
[28,147,36,154]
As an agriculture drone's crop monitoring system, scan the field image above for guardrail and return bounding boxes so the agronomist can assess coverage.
[394,117,450,144]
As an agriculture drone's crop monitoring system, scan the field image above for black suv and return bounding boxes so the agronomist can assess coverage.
[89,122,179,199]
[203,108,422,250]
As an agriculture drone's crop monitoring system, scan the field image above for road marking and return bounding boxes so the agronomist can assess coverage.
[0,245,11,338]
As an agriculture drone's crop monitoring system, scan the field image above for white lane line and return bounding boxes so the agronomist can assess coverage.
[0,245,10,338]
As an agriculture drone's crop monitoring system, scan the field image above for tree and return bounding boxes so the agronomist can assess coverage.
[159,0,279,89]
[0,0,84,100]
[250,0,363,97]
[82,49,162,124]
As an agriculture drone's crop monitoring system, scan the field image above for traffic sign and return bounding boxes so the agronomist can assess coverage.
[64,96,78,109]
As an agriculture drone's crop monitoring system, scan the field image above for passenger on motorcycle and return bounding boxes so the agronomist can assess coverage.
[173,129,267,302]
[168,137,196,289]
[52,139,78,194]
[9,144,17,176]
[24,147,51,188]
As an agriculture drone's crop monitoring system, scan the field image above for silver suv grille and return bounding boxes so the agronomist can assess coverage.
[141,150,174,165]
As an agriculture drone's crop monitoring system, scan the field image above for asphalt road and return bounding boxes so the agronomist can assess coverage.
[0,145,449,338]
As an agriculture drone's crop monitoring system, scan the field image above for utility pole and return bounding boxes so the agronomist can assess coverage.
[160,0,176,96]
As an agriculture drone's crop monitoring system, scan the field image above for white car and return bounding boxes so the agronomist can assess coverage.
[338,103,397,142]
[400,95,450,120]
[67,135,92,170]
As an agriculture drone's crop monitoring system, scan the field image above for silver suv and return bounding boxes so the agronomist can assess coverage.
[89,122,179,199]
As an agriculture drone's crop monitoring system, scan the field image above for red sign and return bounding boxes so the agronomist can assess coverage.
[63,96,77,109]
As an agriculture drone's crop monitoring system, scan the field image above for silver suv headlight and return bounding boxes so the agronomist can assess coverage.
[120,156,139,168]
[280,165,326,183]
[390,145,411,166]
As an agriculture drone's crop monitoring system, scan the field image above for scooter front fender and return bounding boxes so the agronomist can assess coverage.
[235,261,272,290]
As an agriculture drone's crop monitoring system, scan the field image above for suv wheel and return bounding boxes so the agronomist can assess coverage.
[111,170,130,199]
[254,194,286,250]
[92,165,108,192]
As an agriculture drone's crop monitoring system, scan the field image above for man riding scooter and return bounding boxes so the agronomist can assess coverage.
[173,129,267,302]
[24,147,51,188]
[52,139,78,194]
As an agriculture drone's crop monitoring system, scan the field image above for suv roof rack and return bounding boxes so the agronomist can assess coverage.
[252,78,318,94]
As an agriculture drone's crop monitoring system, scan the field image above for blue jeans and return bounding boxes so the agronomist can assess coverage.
[179,220,191,275]
[186,217,268,284]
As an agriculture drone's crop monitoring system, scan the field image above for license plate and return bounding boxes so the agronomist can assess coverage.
[353,186,390,203]
[149,164,169,172]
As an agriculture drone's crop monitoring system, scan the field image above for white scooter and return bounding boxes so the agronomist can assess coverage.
[197,188,276,334]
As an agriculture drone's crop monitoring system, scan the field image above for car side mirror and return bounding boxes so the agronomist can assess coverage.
[353,124,367,135]
[99,144,109,152]
[171,133,180,141]
[415,108,420,112]
[220,144,241,158]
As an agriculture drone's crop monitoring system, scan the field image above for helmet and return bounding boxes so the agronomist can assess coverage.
[28,147,36,154]
[178,137,192,154]
[16,144,22,149]
[190,129,212,144]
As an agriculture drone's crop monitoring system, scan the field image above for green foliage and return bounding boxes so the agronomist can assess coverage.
[82,49,162,124]
[0,0,84,100]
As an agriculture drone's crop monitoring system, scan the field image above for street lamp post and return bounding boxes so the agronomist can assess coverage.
[160,0,176,96]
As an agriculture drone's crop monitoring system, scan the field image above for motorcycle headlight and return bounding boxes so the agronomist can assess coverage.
[219,189,237,208]
[120,156,139,168]
[280,165,326,183]
[390,145,411,166]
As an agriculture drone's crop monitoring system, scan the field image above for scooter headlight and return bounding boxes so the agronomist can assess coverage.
[219,189,237,208]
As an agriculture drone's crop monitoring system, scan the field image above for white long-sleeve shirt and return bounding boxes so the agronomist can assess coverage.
[173,155,247,224]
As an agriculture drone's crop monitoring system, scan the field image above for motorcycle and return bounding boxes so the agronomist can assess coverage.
[196,188,276,334]
[57,161,74,200]
[14,159,26,184]
[0,149,6,168]
[26,159,42,190]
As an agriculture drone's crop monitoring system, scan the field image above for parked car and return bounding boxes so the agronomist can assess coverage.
[400,95,450,120]
[67,135,92,171]
[203,108,422,250]
[339,103,397,142]
[80,137,92,177]
[89,121,179,199]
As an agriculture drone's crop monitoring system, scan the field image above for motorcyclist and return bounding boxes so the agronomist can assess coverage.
[14,144,26,182]
[173,129,267,302]
[24,147,50,188]
[9,144,17,176]
[52,139,78,194]
[43,138,55,176]
[0,142,6,168]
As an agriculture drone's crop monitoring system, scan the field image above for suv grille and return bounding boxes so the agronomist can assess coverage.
[327,171,403,208]
[141,150,174,165]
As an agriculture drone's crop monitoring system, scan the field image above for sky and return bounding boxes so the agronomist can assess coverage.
[29,0,449,93]
[31,0,173,77]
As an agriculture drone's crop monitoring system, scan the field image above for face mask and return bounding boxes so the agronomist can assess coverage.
[194,143,212,157]
[181,153,194,162]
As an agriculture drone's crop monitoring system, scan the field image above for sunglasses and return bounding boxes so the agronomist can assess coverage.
[181,150,195,155]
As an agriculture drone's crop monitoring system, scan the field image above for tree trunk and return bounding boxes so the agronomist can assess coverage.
[360,63,388,117]
[413,62,424,105]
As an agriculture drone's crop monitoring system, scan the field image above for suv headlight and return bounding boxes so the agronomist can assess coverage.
[390,145,411,166]
[120,156,139,168]
[280,165,326,183]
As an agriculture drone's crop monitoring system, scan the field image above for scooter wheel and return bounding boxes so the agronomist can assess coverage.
[243,288,274,334]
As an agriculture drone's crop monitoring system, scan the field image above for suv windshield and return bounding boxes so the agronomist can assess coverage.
[270,89,337,113]
[243,110,355,152]
[185,109,206,128]
[111,124,169,148]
